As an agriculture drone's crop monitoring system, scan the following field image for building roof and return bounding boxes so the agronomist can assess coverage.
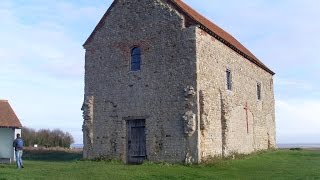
[0,100,22,128]
[84,0,274,75]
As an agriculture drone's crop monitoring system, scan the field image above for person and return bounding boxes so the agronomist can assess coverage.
[13,133,24,169]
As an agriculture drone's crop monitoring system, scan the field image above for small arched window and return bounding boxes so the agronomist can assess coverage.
[131,47,141,71]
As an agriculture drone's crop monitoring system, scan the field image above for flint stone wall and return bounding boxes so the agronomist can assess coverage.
[83,0,276,163]
[83,0,199,163]
[196,28,276,160]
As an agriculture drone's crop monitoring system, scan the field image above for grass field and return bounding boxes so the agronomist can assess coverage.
[0,149,319,180]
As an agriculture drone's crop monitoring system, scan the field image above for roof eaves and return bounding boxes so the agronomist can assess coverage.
[170,0,275,75]
[83,0,275,75]
[199,25,275,75]
[0,125,21,129]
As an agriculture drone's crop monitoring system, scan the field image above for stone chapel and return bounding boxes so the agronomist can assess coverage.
[82,0,276,164]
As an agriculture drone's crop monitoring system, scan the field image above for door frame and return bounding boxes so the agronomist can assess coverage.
[126,119,147,164]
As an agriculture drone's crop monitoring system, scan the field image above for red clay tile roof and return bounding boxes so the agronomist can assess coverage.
[171,0,274,75]
[84,0,274,75]
[0,100,22,128]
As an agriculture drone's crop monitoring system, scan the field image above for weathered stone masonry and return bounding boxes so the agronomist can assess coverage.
[82,0,276,164]
[196,28,276,159]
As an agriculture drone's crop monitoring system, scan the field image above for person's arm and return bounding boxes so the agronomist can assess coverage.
[13,140,16,147]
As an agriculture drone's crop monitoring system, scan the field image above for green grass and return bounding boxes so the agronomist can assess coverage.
[0,150,320,180]
[22,148,83,162]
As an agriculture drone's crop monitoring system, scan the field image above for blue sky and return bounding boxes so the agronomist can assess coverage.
[1,0,319,144]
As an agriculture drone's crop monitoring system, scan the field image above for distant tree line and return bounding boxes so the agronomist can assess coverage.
[22,127,74,148]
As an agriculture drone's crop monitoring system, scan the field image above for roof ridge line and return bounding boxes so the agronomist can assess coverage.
[170,0,275,75]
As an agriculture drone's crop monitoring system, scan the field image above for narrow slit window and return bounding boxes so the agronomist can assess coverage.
[226,69,232,90]
[257,83,262,100]
[131,47,141,71]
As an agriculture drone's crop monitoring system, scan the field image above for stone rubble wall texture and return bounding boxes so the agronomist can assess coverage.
[83,0,276,163]
[81,95,94,159]
[84,0,199,163]
[196,28,276,160]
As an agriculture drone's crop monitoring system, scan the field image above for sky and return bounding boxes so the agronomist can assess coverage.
[0,0,319,144]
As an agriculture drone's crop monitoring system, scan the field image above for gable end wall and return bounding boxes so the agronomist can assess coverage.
[83,0,200,163]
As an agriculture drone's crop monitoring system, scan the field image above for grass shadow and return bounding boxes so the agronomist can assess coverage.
[23,149,82,162]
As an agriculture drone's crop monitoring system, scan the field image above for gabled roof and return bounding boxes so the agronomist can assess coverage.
[0,100,22,128]
[84,0,274,75]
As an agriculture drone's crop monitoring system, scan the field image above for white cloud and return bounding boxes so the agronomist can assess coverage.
[276,99,320,143]
[185,1,320,144]
[184,0,320,74]
[0,1,97,144]
[275,78,314,91]
[1,0,319,144]
[0,1,107,79]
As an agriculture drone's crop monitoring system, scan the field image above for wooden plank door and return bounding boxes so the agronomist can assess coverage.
[127,119,146,164]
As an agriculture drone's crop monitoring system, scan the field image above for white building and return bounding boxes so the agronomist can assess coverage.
[0,100,22,164]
